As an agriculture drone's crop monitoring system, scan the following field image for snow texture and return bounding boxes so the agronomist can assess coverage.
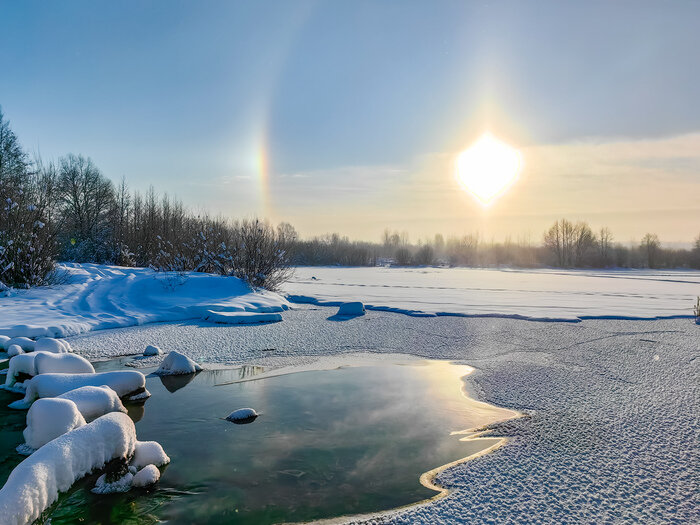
[68,307,700,524]
[226,408,258,421]
[143,344,162,356]
[57,385,127,420]
[131,440,170,470]
[0,335,10,350]
[0,412,137,525]
[21,398,86,452]
[132,464,160,487]
[154,351,203,376]
[12,371,147,409]
[6,336,35,351]
[0,263,289,338]
[4,353,38,388]
[285,267,700,321]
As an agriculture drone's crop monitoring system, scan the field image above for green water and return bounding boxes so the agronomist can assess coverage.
[1,360,501,524]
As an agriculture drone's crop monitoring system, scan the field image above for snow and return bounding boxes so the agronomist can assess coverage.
[35,337,71,353]
[34,351,95,375]
[131,440,170,470]
[92,472,134,494]
[57,385,127,420]
[226,407,258,421]
[143,344,162,356]
[3,351,94,389]
[11,371,147,409]
[7,344,23,357]
[336,301,366,316]
[0,412,137,525]
[154,351,203,375]
[132,464,161,487]
[203,310,284,324]
[66,307,699,524]
[21,398,86,452]
[6,336,35,351]
[285,267,700,321]
[0,263,289,338]
[0,335,10,350]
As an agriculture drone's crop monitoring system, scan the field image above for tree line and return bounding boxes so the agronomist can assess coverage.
[2,107,699,290]
[0,108,292,290]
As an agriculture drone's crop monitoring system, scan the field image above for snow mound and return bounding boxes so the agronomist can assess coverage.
[154,351,202,376]
[204,310,283,324]
[132,464,160,487]
[35,351,95,375]
[7,344,24,357]
[92,471,134,494]
[226,408,258,422]
[57,385,127,420]
[336,301,365,316]
[143,345,162,356]
[21,398,87,452]
[12,371,147,409]
[6,336,35,351]
[35,337,71,353]
[0,263,290,338]
[0,335,10,350]
[0,412,137,525]
[131,440,170,469]
[4,353,38,388]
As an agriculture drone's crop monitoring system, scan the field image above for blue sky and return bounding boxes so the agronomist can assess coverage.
[1,1,699,242]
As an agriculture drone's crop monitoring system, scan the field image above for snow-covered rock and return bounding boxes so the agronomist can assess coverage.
[92,471,134,494]
[132,464,160,487]
[6,336,35,351]
[154,351,203,376]
[4,351,95,389]
[20,398,87,453]
[7,344,24,357]
[226,407,258,422]
[0,335,10,350]
[35,351,94,375]
[0,412,138,525]
[131,440,170,469]
[35,337,70,353]
[336,301,366,316]
[143,345,162,356]
[11,371,148,409]
[57,385,127,420]
[4,353,38,388]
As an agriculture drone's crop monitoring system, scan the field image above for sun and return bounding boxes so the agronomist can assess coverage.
[456,132,522,206]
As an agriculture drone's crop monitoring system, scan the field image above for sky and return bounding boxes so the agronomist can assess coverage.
[1,0,699,244]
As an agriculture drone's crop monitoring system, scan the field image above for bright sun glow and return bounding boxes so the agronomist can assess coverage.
[456,132,522,206]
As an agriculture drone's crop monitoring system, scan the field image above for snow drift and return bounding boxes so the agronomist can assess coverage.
[0,263,290,339]
[20,398,87,453]
[57,385,127,420]
[4,351,94,389]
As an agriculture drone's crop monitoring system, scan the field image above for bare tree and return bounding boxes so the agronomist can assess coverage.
[598,227,614,266]
[640,233,661,268]
[544,219,595,267]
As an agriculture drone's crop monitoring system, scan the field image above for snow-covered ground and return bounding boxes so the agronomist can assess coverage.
[0,264,288,338]
[285,266,700,321]
[67,307,699,524]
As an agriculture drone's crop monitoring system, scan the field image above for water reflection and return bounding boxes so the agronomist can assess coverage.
[11,360,513,525]
[158,371,200,393]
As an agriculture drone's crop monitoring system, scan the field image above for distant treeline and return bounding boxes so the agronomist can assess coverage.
[2,108,699,290]
[292,226,700,270]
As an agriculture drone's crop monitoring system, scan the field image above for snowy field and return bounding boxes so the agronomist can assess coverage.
[1,264,699,523]
[285,266,700,321]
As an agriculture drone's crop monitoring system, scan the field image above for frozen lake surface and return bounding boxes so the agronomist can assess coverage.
[285,266,700,321]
